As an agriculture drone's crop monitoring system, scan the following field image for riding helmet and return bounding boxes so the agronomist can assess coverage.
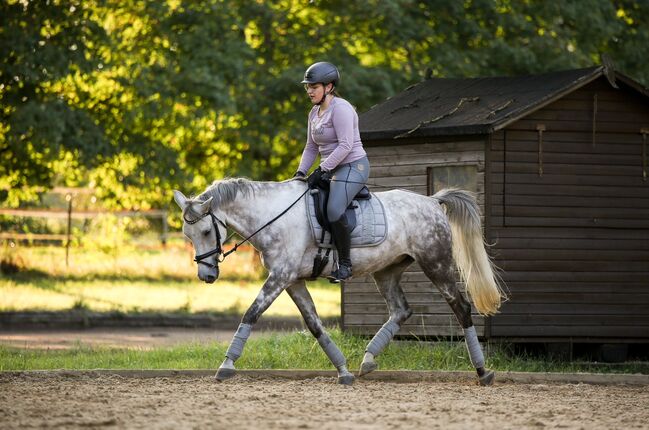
[301,62,340,87]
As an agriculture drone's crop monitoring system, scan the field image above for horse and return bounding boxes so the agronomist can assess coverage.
[173,177,505,386]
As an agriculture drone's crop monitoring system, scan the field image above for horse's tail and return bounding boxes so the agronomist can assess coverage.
[433,189,505,316]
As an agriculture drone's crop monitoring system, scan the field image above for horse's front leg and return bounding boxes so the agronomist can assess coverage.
[215,273,288,381]
[287,280,354,385]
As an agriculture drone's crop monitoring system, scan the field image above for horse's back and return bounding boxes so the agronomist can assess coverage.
[373,189,441,214]
[369,189,446,241]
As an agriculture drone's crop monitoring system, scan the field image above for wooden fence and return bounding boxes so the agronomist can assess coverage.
[0,207,176,265]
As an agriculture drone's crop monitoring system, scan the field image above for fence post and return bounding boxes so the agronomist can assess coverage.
[161,211,168,247]
[65,193,73,267]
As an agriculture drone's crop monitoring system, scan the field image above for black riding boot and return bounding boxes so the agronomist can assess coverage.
[329,218,352,283]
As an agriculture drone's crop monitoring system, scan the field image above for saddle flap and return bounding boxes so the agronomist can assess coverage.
[306,189,388,248]
[310,188,329,230]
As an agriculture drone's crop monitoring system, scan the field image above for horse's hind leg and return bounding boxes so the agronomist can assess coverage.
[359,256,414,377]
[419,256,495,386]
[287,280,355,385]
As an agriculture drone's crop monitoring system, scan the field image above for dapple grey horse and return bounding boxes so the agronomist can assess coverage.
[173,177,505,386]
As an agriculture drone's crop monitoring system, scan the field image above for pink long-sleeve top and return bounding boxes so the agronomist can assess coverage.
[297,97,367,174]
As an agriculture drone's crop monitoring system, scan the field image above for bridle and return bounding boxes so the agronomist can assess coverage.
[184,187,310,271]
[183,210,227,269]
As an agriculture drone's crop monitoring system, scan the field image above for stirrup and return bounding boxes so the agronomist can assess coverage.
[328,263,352,283]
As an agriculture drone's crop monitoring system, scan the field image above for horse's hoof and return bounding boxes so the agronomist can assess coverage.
[338,373,355,385]
[479,370,495,386]
[214,367,236,382]
[358,361,378,377]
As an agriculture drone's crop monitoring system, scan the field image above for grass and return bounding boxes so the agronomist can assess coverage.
[1,241,266,281]
[2,329,648,374]
[2,245,648,375]
[0,245,340,317]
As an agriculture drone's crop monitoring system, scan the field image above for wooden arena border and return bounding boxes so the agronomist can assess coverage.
[3,370,648,386]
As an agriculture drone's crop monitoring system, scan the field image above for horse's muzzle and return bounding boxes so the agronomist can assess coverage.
[198,266,219,284]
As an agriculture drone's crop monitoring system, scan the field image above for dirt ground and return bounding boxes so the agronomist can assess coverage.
[1,373,648,429]
[2,330,648,429]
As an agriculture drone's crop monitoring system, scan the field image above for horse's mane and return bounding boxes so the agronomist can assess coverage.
[182,178,257,220]
[201,177,258,207]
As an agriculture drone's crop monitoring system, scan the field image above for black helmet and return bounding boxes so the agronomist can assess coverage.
[301,62,340,87]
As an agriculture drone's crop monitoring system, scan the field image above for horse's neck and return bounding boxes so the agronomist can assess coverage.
[219,181,302,241]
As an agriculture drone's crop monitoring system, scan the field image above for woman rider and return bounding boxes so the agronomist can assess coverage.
[294,62,370,282]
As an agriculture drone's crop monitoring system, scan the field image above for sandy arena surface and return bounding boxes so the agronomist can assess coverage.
[1,373,648,429]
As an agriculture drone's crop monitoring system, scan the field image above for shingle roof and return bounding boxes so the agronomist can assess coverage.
[359,66,648,140]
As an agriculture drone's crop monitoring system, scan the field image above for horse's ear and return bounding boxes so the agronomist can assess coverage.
[199,196,213,214]
[173,190,188,209]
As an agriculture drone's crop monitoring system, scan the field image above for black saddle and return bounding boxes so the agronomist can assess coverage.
[308,183,370,280]
[310,184,371,233]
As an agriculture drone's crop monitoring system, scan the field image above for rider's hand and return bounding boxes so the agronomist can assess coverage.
[307,167,326,188]
[293,171,307,181]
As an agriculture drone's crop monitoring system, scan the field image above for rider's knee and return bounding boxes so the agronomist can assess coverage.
[327,206,346,224]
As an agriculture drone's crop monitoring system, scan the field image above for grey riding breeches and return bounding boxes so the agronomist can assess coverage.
[327,156,370,222]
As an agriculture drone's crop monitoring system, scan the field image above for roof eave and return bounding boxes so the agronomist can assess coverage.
[362,124,491,143]
[491,66,605,132]
[615,72,649,99]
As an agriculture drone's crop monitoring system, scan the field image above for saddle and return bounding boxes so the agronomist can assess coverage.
[305,184,388,279]
[311,185,371,233]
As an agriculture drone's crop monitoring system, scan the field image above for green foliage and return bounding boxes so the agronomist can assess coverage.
[80,214,134,255]
[0,0,110,205]
[0,242,25,275]
[2,0,648,208]
[71,296,90,311]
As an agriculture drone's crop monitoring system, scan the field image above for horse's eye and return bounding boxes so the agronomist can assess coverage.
[202,230,211,237]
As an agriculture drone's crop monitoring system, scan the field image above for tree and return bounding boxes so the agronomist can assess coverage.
[0,0,109,206]
[1,0,647,209]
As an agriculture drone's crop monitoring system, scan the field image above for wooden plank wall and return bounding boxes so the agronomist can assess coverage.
[489,77,649,340]
[342,138,489,337]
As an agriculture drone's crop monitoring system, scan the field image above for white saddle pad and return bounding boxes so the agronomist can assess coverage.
[306,190,388,248]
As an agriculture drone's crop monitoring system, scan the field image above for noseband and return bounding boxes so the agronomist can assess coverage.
[184,210,227,269]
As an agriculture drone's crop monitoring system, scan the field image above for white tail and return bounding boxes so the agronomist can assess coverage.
[433,189,505,315]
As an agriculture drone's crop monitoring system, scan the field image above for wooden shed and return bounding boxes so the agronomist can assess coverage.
[343,65,649,343]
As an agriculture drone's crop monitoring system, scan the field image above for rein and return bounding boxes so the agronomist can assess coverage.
[220,187,310,260]
[329,178,397,190]
[186,187,310,267]
[187,179,397,269]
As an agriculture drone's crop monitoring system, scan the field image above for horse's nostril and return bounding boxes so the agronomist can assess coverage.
[206,275,216,283]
